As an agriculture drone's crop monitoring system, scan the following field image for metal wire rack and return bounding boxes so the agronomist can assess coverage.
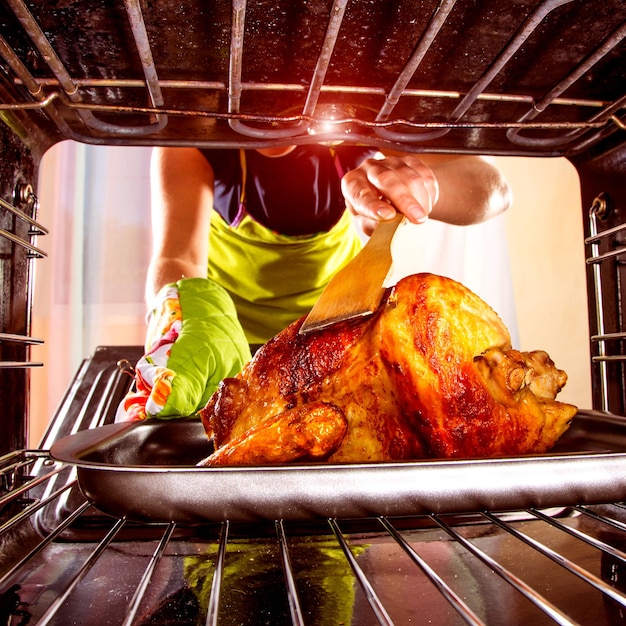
[0,346,623,624]
[1,451,626,626]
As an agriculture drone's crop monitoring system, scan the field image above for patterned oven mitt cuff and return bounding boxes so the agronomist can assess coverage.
[123,277,251,420]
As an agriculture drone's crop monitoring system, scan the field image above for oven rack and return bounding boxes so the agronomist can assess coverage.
[0,0,625,155]
[1,450,626,625]
[0,346,622,624]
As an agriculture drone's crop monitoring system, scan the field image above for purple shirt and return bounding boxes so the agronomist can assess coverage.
[200,144,378,236]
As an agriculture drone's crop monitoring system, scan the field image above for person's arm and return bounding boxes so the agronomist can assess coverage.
[146,146,215,304]
[341,153,512,236]
[122,146,250,422]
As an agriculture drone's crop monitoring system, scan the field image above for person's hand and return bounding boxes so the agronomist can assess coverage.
[341,154,439,236]
[121,278,251,421]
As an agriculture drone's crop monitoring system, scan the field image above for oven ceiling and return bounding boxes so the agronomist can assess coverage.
[0,0,625,156]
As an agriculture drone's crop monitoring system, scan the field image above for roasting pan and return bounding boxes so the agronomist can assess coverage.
[50,409,626,524]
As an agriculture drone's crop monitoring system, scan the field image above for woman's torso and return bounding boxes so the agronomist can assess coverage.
[200,144,379,344]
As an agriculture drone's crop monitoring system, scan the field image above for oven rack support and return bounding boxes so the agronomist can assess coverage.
[585,192,626,413]
[0,190,46,368]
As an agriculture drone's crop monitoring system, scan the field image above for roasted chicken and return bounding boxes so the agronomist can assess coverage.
[199,273,576,466]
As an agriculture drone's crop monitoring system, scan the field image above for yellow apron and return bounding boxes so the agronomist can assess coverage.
[207,210,363,345]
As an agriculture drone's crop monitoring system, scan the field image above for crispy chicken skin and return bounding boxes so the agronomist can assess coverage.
[203,402,347,465]
[199,273,576,466]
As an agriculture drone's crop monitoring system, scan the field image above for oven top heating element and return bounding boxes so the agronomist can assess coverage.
[0,0,624,156]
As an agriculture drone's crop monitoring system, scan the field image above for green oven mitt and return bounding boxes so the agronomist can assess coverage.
[122,277,251,420]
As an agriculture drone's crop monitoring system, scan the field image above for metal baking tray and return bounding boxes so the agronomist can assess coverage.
[50,409,626,523]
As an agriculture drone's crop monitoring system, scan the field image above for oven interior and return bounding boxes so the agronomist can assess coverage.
[2,0,626,623]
